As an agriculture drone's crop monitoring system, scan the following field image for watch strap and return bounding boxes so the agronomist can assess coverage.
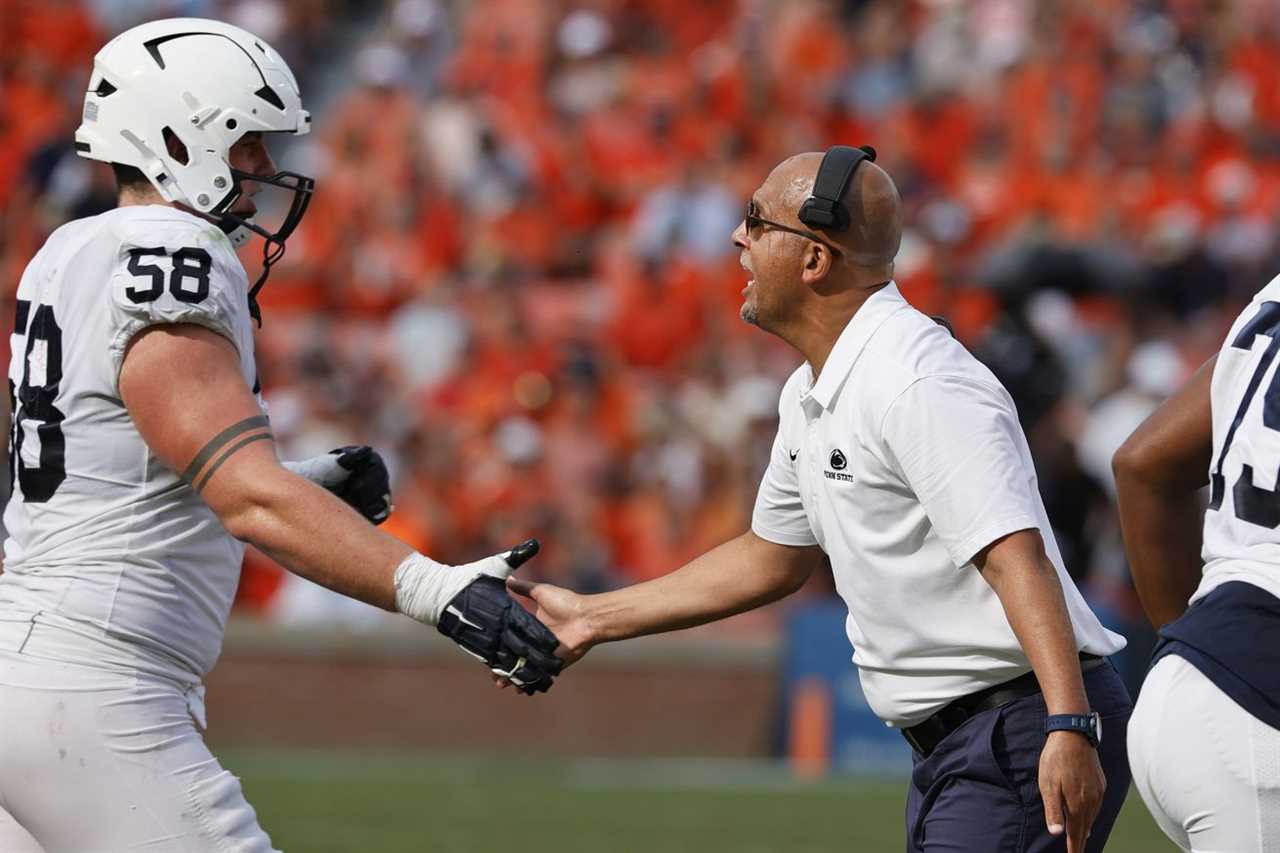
[1044,712,1100,747]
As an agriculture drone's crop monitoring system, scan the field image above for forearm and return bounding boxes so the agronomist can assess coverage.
[979,536,1088,715]
[583,531,817,644]
[224,468,412,610]
[1115,474,1204,627]
[1112,355,1214,628]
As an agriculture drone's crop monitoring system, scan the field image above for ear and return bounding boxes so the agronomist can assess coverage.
[800,242,835,287]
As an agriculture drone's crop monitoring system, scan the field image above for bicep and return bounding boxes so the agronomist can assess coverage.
[972,527,1046,588]
[120,324,275,497]
[742,529,824,591]
[1113,355,1215,491]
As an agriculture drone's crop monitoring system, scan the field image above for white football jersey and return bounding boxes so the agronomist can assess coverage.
[0,205,261,683]
[1201,272,1280,605]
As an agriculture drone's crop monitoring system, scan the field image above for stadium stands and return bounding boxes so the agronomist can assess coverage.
[4,1,1275,651]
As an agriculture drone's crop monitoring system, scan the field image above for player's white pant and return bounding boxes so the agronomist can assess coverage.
[0,650,278,853]
[1129,653,1280,852]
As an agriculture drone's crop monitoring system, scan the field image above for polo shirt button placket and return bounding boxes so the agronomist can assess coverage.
[807,416,820,503]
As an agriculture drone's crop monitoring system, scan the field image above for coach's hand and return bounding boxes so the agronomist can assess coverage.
[436,540,564,695]
[283,446,392,525]
[505,578,595,667]
[1040,730,1106,853]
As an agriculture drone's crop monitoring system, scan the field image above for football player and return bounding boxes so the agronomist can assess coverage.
[1115,301,1280,848]
[0,18,560,851]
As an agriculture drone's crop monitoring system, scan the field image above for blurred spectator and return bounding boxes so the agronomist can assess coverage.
[5,0,1278,639]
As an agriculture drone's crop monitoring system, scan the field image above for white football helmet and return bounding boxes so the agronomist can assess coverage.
[76,18,315,320]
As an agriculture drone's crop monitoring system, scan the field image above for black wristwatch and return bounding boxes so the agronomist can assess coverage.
[1044,712,1101,748]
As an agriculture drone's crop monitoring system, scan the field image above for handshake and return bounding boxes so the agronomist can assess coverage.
[430,539,563,696]
[291,446,565,695]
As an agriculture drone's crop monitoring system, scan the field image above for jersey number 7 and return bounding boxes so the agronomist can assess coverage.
[1210,301,1280,527]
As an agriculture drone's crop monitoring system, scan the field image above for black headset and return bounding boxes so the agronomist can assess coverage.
[797,145,877,232]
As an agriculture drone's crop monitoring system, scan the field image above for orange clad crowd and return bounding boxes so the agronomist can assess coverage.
[3,0,1280,633]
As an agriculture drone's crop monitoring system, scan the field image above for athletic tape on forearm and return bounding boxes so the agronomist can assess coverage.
[394,551,515,626]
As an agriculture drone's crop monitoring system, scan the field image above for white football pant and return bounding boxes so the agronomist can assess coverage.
[1129,653,1280,852]
[0,650,277,852]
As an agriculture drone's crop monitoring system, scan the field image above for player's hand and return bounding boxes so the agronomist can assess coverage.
[505,577,595,667]
[436,540,564,695]
[1039,730,1106,853]
[284,446,392,525]
[327,446,392,524]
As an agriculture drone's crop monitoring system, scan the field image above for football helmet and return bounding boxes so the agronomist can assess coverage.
[76,18,315,322]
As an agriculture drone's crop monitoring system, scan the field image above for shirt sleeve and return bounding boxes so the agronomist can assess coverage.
[106,227,246,395]
[751,425,818,547]
[881,375,1041,567]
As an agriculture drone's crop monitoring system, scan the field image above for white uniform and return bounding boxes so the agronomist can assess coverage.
[0,205,276,852]
[1129,273,1280,853]
[751,282,1124,728]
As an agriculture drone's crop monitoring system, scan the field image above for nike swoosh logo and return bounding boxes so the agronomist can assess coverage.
[446,604,484,631]
[788,450,798,461]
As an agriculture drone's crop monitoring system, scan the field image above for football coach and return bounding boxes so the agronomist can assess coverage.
[510,148,1133,852]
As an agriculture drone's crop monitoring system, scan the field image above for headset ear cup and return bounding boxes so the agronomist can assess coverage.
[798,198,816,228]
[799,145,872,232]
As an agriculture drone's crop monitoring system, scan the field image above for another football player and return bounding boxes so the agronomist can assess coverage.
[1115,299,1280,849]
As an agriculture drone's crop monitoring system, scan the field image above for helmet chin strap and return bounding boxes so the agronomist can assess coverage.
[216,210,285,326]
[180,167,315,326]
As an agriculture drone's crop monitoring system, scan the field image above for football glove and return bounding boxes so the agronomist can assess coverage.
[284,446,392,525]
[435,540,563,695]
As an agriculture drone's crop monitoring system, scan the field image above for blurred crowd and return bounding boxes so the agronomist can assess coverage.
[4,0,1280,643]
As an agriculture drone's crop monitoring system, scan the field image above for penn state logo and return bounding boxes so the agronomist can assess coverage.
[829,449,847,470]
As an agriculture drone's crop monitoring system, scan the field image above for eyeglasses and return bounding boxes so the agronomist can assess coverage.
[744,200,841,256]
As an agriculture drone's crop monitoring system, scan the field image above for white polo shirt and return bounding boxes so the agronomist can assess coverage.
[752,282,1125,728]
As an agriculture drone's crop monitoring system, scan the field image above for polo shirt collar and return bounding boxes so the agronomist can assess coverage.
[804,281,906,411]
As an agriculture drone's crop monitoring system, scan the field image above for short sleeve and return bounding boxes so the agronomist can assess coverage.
[751,426,818,547]
[881,376,1040,567]
[106,224,246,394]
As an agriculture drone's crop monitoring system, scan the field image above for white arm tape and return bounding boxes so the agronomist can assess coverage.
[393,550,516,626]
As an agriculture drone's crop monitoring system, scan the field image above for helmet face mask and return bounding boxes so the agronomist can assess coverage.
[220,166,316,324]
[77,18,316,322]
[223,167,315,246]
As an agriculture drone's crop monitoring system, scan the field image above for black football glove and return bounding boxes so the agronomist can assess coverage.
[436,540,563,695]
[328,446,392,525]
[284,446,392,525]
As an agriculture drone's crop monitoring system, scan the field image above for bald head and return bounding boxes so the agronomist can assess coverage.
[767,152,903,269]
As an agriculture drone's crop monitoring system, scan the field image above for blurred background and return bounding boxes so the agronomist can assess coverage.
[3,0,1270,849]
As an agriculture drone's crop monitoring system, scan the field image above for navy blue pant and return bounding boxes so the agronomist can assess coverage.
[905,663,1132,852]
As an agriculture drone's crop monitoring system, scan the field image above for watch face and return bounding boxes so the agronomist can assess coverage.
[1093,712,1102,745]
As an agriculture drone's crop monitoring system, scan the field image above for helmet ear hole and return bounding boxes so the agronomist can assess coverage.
[226,118,238,131]
[161,127,189,165]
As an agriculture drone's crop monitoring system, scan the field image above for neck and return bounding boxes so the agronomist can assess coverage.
[775,274,891,379]
[117,185,168,207]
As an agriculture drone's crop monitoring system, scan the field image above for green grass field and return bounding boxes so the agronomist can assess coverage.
[222,750,1176,852]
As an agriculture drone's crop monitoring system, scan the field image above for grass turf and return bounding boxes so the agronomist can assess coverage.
[221,749,1177,852]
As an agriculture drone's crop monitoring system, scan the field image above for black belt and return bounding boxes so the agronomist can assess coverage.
[901,654,1106,757]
